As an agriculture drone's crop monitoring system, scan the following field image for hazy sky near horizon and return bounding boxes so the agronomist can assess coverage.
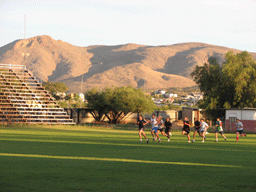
[0,0,255,52]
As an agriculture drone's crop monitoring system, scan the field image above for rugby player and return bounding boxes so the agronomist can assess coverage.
[149,114,159,141]
[192,118,201,143]
[156,116,166,142]
[182,117,191,143]
[200,119,209,143]
[215,118,227,142]
[164,117,172,142]
[236,119,246,142]
[137,115,149,143]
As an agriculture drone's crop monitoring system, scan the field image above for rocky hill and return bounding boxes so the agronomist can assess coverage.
[0,35,255,93]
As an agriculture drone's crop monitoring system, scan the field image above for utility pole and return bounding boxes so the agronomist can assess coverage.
[80,62,102,107]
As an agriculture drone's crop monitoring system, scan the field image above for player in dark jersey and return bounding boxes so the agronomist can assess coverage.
[182,117,191,143]
[164,117,172,142]
[137,115,149,143]
[192,118,201,143]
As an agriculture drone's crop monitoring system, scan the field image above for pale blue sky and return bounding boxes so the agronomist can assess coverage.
[1,0,255,52]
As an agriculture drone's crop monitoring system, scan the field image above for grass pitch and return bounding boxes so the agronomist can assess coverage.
[0,125,255,192]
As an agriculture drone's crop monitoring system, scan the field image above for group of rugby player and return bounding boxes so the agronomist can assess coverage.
[182,116,226,143]
[137,114,172,143]
[137,114,246,143]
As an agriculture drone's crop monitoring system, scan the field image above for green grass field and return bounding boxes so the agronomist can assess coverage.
[0,125,255,192]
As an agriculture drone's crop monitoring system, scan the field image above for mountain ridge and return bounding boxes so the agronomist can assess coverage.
[0,35,255,93]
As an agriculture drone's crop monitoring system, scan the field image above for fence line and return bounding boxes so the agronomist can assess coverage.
[0,64,26,70]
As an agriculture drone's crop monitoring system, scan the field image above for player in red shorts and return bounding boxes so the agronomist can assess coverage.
[236,119,246,142]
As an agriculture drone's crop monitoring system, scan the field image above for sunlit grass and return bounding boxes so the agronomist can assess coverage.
[0,153,243,168]
[0,125,255,192]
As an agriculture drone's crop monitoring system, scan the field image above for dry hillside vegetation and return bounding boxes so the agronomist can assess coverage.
[0,35,255,92]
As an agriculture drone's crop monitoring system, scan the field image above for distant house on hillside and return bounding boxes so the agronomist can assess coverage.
[153,98,163,104]
[78,93,85,102]
[69,93,85,102]
[163,98,174,103]
[191,92,203,100]
[180,95,187,100]
[184,92,203,104]
[155,90,166,95]
[158,90,166,95]
[54,92,66,100]
[163,93,178,98]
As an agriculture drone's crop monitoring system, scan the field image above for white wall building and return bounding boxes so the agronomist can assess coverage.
[225,108,256,133]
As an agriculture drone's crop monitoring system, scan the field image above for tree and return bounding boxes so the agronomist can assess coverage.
[191,51,256,119]
[222,51,256,108]
[85,86,155,124]
[191,57,225,119]
[85,88,109,122]
[57,101,68,108]
[43,81,68,95]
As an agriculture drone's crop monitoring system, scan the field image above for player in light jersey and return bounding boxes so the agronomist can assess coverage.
[149,114,159,141]
[156,116,166,143]
[215,118,226,142]
[200,119,209,143]
[236,119,246,142]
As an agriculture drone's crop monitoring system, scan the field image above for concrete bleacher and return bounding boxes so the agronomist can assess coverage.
[0,64,74,124]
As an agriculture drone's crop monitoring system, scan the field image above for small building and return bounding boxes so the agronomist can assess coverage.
[225,108,256,133]
[180,95,187,100]
[78,93,85,102]
[193,92,203,100]
[153,98,163,104]
[182,107,204,125]
[155,90,166,95]
[163,98,174,103]
[144,110,179,122]
[163,93,173,98]
[55,92,66,98]
[163,93,178,98]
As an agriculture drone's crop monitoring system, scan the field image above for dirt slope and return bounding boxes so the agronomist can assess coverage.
[0,35,255,92]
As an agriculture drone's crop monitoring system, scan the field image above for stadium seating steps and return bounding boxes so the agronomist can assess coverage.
[0,64,74,124]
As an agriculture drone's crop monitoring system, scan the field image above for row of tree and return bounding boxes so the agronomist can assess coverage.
[41,82,158,123]
[85,86,155,124]
[43,82,68,95]
[191,51,256,119]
